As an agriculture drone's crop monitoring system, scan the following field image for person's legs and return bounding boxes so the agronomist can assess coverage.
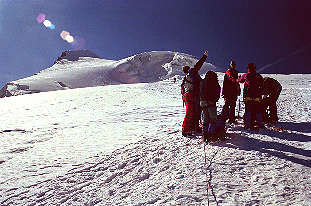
[255,102,264,128]
[244,101,252,128]
[249,101,260,128]
[221,100,230,121]
[194,102,202,132]
[201,107,209,135]
[244,100,260,129]
[228,99,237,122]
[208,106,217,136]
[269,100,277,123]
[261,98,269,123]
[182,93,195,135]
[269,89,281,123]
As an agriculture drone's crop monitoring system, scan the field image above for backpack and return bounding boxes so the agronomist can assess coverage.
[200,71,221,102]
[181,74,195,95]
[181,77,186,95]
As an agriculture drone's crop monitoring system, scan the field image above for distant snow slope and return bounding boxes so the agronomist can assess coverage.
[0,51,217,97]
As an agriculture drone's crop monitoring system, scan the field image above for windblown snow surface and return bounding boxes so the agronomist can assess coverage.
[0,52,311,205]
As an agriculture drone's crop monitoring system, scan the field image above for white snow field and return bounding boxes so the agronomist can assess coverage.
[0,51,311,205]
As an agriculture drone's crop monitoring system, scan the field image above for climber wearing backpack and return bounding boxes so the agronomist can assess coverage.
[181,66,190,99]
[181,50,208,136]
[200,71,221,142]
[221,60,240,123]
[262,77,282,123]
[238,63,264,130]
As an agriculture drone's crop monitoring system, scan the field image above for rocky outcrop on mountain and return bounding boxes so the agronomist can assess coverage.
[53,50,100,64]
[0,82,39,98]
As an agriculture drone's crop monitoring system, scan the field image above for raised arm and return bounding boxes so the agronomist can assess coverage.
[192,51,208,73]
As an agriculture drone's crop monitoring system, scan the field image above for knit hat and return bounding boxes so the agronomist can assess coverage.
[183,66,190,74]
[248,63,256,72]
[230,60,236,67]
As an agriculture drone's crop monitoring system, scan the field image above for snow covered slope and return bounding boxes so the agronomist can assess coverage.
[0,51,216,98]
[0,73,310,205]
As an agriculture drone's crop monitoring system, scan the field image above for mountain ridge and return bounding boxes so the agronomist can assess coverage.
[0,50,218,98]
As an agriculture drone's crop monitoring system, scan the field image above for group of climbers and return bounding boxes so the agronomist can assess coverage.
[181,51,282,142]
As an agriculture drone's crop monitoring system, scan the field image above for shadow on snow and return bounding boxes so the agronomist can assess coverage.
[216,128,311,168]
[275,121,311,133]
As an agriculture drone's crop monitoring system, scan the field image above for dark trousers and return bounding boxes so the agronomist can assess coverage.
[262,89,281,123]
[182,93,195,133]
[201,105,217,135]
[221,98,237,122]
[244,100,263,128]
[194,102,201,132]
[182,93,201,133]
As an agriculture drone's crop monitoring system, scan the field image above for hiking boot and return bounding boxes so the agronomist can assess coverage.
[202,132,209,142]
[228,119,236,124]
[182,132,192,137]
[257,125,265,129]
[243,125,250,130]
[195,127,202,133]
[208,135,218,142]
[269,120,278,124]
[243,125,255,131]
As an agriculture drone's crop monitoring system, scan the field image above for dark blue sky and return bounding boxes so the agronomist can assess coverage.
[0,0,310,87]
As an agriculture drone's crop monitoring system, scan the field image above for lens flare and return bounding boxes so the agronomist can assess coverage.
[66,35,74,43]
[60,30,70,40]
[49,24,55,30]
[43,20,55,30]
[37,14,77,44]
[43,20,52,28]
[36,13,46,24]
[60,30,75,43]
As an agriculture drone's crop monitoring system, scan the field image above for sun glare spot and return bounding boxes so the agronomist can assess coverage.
[36,13,46,24]
[43,20,52,28]
[60,30,70,40]
[38,15,76,44]
[66,35,75,43]
[49,24,56,30]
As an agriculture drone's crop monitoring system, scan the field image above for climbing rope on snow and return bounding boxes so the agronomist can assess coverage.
[203,142,210,206]
[203,142,223,205]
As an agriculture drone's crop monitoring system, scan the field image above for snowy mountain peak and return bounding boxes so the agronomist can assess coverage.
[0,51,219,98]
[54,50,100,64]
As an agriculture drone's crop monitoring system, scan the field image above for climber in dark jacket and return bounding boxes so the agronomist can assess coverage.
[221,60,240,123]
[200,70,221,141]
[182,50,208,136]
[239,63,264,129]
[262,77,282,123]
